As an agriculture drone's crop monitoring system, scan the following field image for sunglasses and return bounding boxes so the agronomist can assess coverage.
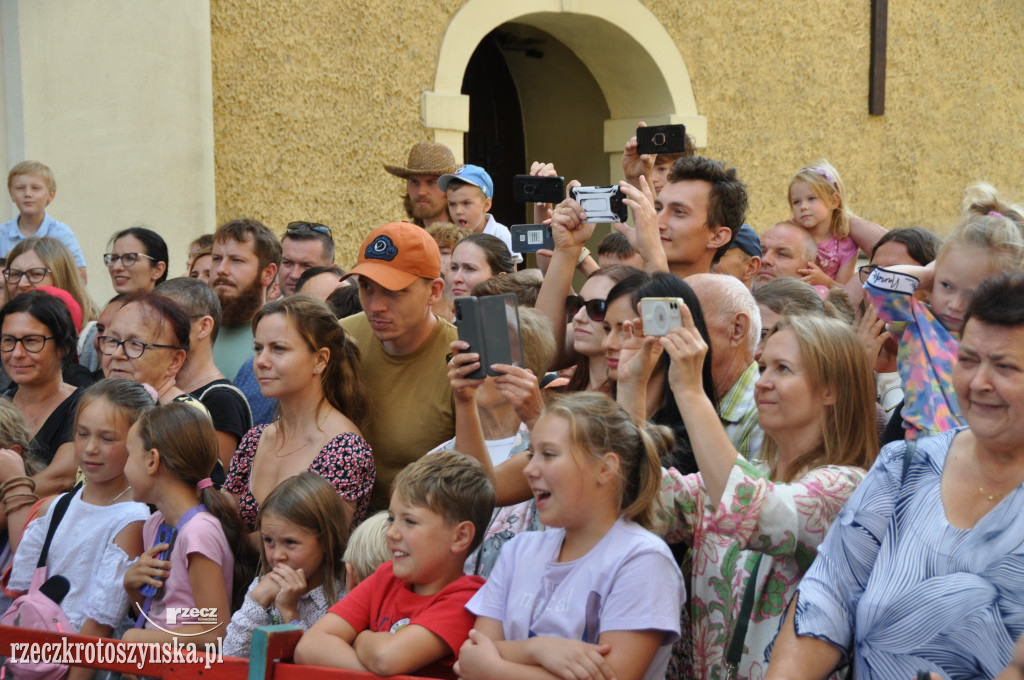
[286,221,332,236]
[565,295,608,323]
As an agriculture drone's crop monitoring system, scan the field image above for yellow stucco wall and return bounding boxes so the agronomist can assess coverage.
[211,0,1024,268]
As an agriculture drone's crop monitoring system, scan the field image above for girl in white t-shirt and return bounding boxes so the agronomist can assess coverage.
[459,392,685,680]
[7,379,154,646]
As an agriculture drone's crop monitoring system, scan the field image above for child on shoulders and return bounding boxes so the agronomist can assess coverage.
[439,165,522,265]
[2,161,86,280]
[295,450,495,679]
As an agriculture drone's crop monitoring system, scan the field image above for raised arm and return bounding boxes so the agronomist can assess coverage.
[622,121,654,190]
[534,184,597,368]
[617,177,669,273]
[660,306,740,506]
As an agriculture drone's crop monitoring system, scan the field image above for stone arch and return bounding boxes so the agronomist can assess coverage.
[424,0,706,170]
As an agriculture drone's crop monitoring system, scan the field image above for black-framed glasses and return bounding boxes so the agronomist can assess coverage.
[565,295,608,323]
[0,334,55,353]
[858,264,878,284]
[286,221,332,236]
[103,252,158,268]
[96,335,181,359]
[2,267,51,284]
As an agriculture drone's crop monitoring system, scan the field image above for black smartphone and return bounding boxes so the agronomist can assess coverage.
[140,523,177,597]
[513,175,565,204]
[480,293,524,376]
[570,185,628,223]
[636,124,688,155]
[510,224,554,253]
[454,297,488,380]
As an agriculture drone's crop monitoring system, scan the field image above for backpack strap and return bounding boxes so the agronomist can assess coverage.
[901,438,918,483]
[134,504,208,628]
[725,552,764,680]
[35,488,79,570]
[198,382,254,430]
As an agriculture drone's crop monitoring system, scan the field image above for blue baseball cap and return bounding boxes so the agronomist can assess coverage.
[728,224,762,258]
[438,164,494,199]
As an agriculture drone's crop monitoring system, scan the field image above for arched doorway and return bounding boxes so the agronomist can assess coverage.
[425,0,707,180]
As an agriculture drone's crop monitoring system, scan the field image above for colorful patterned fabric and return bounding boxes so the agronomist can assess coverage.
[719,361,763,461]
[864,267,963,437]
[794,430,1024,679]
[660,458,865,680]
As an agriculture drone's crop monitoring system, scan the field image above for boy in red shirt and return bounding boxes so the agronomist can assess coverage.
[296,450,495,678]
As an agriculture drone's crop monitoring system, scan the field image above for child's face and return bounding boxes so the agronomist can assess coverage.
[652,161,673,195]
[8,173,54,219]
[789,181,836,233]
[123,421,152,502]
[386,494,464,595]
[74,399,130,487]
[932,245,999,333]
[447,186,492,233]
[523,414,596,531]
[261,512,325,590]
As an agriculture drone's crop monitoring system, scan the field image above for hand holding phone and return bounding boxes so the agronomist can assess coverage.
[513,175,565,204]
[569,186,628,223]
[139,523,177,598]
[640,297,685,336]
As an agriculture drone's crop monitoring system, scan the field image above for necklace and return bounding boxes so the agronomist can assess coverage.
[179,371,224,394]
[274,411,330,458]
[971,452,1016,502]
[84,484,132,506]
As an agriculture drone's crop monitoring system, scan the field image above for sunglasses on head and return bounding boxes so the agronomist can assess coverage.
[565,295,608,323]
[286,221,332,236]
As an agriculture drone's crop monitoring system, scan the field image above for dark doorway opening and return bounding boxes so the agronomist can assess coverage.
[461,30,526,232]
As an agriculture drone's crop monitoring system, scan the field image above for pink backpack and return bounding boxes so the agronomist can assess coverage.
[1,490,78,680]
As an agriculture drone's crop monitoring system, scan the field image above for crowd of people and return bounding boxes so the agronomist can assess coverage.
[0,129,1023,680]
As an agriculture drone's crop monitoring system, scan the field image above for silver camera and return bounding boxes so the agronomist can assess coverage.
[570,185,628,223]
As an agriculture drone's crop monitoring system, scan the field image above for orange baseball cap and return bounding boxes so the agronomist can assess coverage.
[342,222,442,291]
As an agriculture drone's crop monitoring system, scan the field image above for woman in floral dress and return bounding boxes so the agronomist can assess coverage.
[657,312,878,680]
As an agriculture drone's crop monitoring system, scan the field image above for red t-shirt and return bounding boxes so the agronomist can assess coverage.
[328,561,484,679]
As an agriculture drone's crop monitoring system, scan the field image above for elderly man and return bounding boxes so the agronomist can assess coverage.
[752,220,818,290]
[689,272,763,460]
[384,142,458,229]
[712,223,762,289]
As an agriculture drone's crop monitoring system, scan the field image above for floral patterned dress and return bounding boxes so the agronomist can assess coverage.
[225,423,375,532]
[660,457,865,680]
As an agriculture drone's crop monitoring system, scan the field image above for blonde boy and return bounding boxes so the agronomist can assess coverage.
[296,451,495,679]
[2,161,87,280]
[439,165,521,264]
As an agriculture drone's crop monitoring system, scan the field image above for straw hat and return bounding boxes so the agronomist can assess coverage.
[383,142,458,179]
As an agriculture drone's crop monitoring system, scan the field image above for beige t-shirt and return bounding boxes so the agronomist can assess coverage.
[341,312,456,509]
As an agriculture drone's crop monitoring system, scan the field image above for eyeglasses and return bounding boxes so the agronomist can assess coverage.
[96,335,181,359]
[0,334,55,353]
[286,222,332,236]
[104,252,158,268]
[858,264,878,284]
[565,295,608,323]
[3,267,51,284]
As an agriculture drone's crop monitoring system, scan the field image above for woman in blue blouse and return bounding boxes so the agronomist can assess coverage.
[767,271,1024,680]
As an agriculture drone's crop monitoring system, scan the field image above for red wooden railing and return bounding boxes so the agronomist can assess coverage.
[0,624,427,680]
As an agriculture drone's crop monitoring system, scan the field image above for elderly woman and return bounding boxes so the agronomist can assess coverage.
[767,272,1024,680]
[659,311,878,680]
[99,291,193,404]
